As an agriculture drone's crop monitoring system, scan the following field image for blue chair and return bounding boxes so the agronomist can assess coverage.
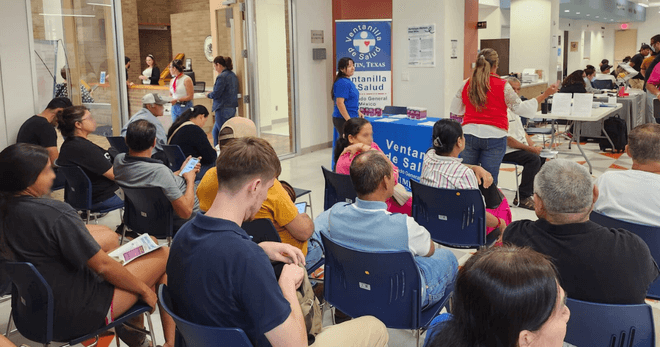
[321,166,357,211]
[5,262,156,347]
[410,180,487,249]
[241,219,281,243]
[106,136,129,154]
[120,185,174,246]
[158,284,253,347]
[592,79,616,90]
[320,233,453,347]
[59,165,124,223]
[162,144,186,171]
[590,211,660,300]
[565,297,655,347]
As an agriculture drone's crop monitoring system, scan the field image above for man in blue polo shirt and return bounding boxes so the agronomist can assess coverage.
[166,137,388,347]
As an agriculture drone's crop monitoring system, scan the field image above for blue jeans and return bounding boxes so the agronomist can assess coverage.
[212,107,237,146]
[416,248,458,308]
[90,194,123,212]
[171,101,193,122]
[460,134,507,184]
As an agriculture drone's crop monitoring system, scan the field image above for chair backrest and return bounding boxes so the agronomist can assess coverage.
[5,262,54,344]
[320,233,425,329]
[106,136,129,154]
[565,297,655,347]
[59,165,93,211]
[158,285,253,347]
[241,219,281,243]
[162,144,186,171]
[120,185,173,239]
[590,211,660,300]
[321,166,357,211]
[410,180,486,248]
[592,79,615,90]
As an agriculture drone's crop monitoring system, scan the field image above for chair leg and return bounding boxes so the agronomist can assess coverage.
[167,236,172,247]
[115,328,121,347]
[307,193,314,217]
[145,313,157,347]
[120,225,127,245]
[415,328,421,347]
[514,165,520,207]
[5,309,12,336]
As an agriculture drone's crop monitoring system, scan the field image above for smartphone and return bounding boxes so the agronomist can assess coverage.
[178,157,200,176]
[295,202,307,214]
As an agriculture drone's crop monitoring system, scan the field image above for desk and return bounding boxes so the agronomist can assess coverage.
[580,90,646,136]
[536,104,623,173]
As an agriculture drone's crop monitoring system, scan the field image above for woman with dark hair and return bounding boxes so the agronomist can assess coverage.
[168,59,194,122]
[0,143,175,346]
[559,70,587,94]
[331,57,363,135]
[55,66,95,103]
[207,56,239,147]
[583,65,600,93]
[452,48,557,184]
[420,119,510,235]
[56,106,122,211]
[334,118,412,215]
[167,105,217,180]
[426,245,570,347]
[138,54,160,85]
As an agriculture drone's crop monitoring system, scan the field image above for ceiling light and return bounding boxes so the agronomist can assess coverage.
[596,16,600,18]
[576,12,581,14]
[565,10,570,12]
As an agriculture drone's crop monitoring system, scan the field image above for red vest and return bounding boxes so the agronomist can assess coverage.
[462,75,509,131]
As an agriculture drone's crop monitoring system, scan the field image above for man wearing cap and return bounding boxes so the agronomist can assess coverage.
[121,93,168,161]
[595,64,617,89]
[630,44,651,89]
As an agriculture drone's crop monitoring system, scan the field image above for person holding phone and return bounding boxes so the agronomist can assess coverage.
[114,120,200,231]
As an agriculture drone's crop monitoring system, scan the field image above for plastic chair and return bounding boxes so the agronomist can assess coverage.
[565,297,655,347]
[59,165,124,223]
[162,144,186,171]
[590,211,660,300]
[120,185,174,246]
[499,161,521,206]
[241,219,281,243]
[5,262,156,347]
[321,166,357,211]
[106,136,129,154]
[321,233,453,347]
[410,180,486,249]
[158,284,253,347]
[592,79,616,90]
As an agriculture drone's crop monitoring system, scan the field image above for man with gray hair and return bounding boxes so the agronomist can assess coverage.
[120,93,168,161]
[503,159,659,304]
[319,150,458,308]
[594,124,660,226]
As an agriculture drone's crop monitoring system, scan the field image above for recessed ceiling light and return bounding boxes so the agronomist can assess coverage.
[611,19,614,21]
[576,12,581,14]
[565,9,570,12]
[586,14,590,16]
[596,16,600,18]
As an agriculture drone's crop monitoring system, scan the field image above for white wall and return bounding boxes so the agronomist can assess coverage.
[0,0,39,149]
[510,0,553,81]
[294,0,334,152]
[392,0,464,118]
[478,6,502,45]
[559,18,615,73]
[630,9,660,48]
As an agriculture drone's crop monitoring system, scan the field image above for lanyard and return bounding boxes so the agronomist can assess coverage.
[172,73,183,93]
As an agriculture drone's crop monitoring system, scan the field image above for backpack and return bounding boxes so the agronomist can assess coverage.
[599,116,627,153]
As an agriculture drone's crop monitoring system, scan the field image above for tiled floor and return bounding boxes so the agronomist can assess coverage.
[3,130,659,347]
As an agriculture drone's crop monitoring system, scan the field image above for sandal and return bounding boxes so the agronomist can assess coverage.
[517,196,535,211]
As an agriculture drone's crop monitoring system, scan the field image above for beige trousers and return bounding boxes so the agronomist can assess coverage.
[310,316,389,347]
[630,78,645,90]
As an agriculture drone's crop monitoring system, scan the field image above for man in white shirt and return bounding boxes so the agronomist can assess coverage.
[502,77,545,210]
[594,64,617,89]
[594,123,660,226]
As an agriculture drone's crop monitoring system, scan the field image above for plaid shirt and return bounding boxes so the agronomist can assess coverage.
[420,150,479,190]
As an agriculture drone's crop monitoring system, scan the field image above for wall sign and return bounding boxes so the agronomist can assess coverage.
[408,24,436,67]
[311,30,324,44]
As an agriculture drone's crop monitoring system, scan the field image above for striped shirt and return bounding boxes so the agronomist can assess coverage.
[420,150,479,190]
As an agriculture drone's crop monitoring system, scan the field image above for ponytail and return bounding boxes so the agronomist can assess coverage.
[468,48,499,111]
[213,56,233,71]
[331,57,354,99]
[333,117,370,169]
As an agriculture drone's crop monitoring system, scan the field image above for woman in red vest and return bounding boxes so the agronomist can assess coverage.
[458,48,557,184]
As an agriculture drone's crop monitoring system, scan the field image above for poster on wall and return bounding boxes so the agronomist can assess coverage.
[335,19,392,110]
[408,24,435,67]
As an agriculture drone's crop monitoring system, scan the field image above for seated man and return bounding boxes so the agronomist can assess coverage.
[114,120,200,230]
[320,150,458,308]
[16,97,72,188]
[594,124,660,226]
[197,117,315,262]
[503,159,659,304]
[502,77,545,210]
[120,93,168,162]
[167,137,388,347]
[594,64,617,89]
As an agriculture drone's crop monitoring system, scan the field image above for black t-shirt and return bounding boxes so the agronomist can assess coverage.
[58,136,118,203]
[16,116,57,148]
[169,124,217,166]
[631,53,645,79]
[503,218,659,304]
[0,196,114,341]
[558,83,587,94]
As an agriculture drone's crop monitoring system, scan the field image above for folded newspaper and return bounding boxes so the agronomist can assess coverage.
[109,234,161,265]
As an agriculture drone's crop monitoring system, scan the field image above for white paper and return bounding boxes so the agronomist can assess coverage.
[419,121,436,126]
[109,234,161,266]
[571,93,594,117]
[373,118,399,123]
[390,114,407,119]
[551,93,572,116]
[408,25,436,67]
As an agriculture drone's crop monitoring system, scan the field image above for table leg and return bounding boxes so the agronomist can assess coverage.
[574,122,592,174]
[549,120,556,149]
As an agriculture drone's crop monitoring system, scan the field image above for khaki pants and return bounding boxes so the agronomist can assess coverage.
[311,316,389,347]
[630,78,645,90]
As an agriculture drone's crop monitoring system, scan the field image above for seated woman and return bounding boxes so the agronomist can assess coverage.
[334,118,412,215]
[420,119,511,236]
[425,245,570,347]
[559,70,587,94]
[0,144,175,346]
[167,105,217,180]
[56,106,122,211]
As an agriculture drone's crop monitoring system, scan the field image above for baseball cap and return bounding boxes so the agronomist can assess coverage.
[218,117,257,142]
[142,93,168,105]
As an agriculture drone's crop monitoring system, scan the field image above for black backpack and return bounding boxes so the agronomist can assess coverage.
[599,116,627,153]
